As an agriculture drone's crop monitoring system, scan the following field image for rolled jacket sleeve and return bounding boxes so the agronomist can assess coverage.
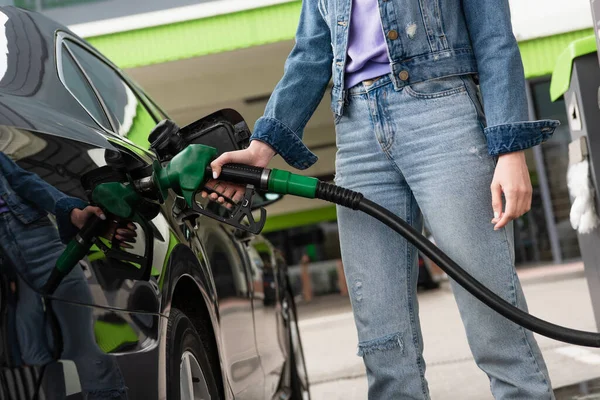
[55,196,89,243]
[461,0,559,156]
[250,0,333,170]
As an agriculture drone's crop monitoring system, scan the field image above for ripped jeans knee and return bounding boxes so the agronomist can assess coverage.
[357,332,404,357]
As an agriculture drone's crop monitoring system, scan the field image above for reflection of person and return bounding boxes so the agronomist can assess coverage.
[0,152,129,399]
[209,1,558,399]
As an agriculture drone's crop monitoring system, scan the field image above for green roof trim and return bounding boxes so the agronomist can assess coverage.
[86,1,302,69]
[549,34,598,101]
[86,2,596,81]
[263,205,337,233]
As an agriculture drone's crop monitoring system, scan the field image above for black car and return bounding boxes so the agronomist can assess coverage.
[0,6,309,400]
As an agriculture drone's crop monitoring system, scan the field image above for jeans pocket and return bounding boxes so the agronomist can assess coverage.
[404,75,467,99]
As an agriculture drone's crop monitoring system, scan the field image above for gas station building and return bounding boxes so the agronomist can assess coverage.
[15,0,597,275]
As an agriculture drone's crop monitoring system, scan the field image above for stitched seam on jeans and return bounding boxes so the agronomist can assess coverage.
[460,76,486,132]
[380,138,405,182]
[509,263,551,394]
[366,92,386,154]
[516,304,551,396]
[504,228,552,396]
[378,89,395,152]
[406,189,429,398]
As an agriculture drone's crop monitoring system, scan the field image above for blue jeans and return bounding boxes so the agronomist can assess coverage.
[0,212,127,399]
[334,74,553,399]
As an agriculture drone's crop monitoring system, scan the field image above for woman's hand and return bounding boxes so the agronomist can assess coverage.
[107,221,138,249]
[70,206,106,228]
[70,206,137,248]
[490,151,532,230]
[203,140,277,208]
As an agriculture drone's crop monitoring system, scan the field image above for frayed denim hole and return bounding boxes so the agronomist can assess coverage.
[357,332,404,357]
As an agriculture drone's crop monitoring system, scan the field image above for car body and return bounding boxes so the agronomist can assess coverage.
[0,6,308,400]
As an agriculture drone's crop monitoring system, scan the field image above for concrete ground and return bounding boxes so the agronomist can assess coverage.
[296,262,600,400]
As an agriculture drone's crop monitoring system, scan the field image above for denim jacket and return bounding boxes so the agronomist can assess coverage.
[250,0,559,169]
[0,152,87,242]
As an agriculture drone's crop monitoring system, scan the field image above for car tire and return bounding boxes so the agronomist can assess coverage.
[167,307,221,400]
[286,286,310,400]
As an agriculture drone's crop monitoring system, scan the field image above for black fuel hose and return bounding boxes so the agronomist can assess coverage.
[313,181,600,348]
[207,161,600,347]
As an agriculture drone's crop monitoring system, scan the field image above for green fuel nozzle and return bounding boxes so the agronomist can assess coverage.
[139,143,350,204]
[132,143,329,235]
[43,182,151,295]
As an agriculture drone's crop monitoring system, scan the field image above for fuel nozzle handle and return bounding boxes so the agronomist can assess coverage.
[207,164,321,200]
[206,164,270,190]
[43,214,106,295]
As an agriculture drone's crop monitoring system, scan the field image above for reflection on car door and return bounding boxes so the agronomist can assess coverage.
[0,127,167,397]
[245,240,287,398]
[197,217,264,399]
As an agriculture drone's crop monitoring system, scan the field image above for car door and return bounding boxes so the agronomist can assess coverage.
[191,207,264,399]
[245,238,287,398]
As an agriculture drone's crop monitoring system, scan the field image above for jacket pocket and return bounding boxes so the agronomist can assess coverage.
[404,75,466,99]
[26,214,53,228]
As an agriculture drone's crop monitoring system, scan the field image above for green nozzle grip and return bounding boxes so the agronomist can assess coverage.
[268,169,318,198]
[157,144,217,206]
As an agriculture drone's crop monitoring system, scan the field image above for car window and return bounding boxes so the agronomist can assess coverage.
[64,41,157,147]
[60,45,111,129]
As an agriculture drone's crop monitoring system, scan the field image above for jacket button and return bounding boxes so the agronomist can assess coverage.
[387,30,399,40]
[399,70,409,81]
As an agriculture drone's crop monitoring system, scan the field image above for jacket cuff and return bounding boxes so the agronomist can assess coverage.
[251,117,318,170]
[55,197,89,244]
[485,120,560,156]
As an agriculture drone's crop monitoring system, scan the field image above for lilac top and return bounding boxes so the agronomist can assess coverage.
[0,197,8,214]
[345,0,391,89]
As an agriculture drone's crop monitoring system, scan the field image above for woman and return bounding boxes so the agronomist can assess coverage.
[209,0,558,398]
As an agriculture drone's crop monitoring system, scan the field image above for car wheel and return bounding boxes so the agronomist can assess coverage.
[167,308,220,400]
[286,287,310,400]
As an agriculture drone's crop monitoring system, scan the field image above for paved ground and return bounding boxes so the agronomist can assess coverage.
[296,262,600,399]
